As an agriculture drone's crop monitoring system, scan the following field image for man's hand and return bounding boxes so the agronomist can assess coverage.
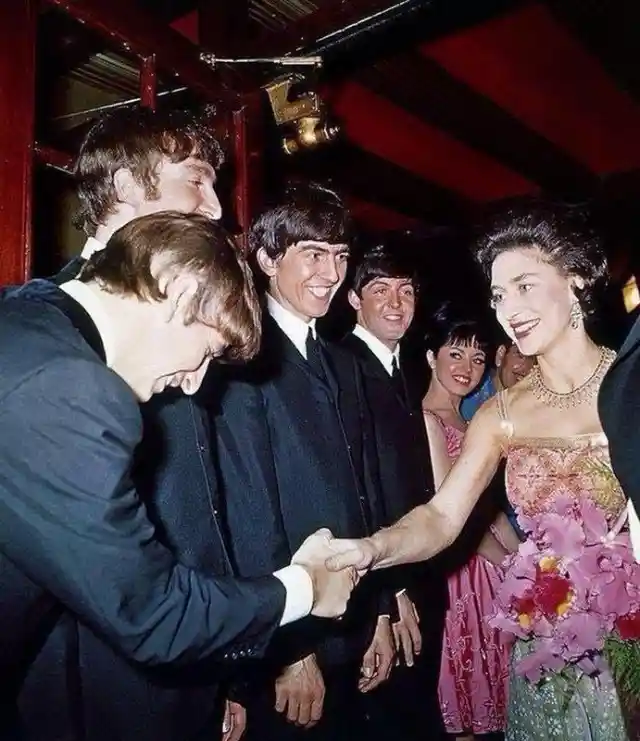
[275,654,325,728]
[292,528,360,618]
[393,592,421,667]
[324,535,379,573]
[358,615,396,693]
[222,699,246,741]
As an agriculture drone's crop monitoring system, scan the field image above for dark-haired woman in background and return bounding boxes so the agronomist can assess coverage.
[422,306,519,740]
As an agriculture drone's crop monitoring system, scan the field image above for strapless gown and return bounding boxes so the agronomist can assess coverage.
[499,393,630,741]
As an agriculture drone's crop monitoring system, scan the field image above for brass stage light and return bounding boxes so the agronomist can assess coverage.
[264,75,339,155]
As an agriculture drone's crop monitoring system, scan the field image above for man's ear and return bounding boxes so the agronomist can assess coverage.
[255,247,279,278]
[495,344,507,368]
[113,167,145,207]
[347,289,361,312]
[161,272,200,323]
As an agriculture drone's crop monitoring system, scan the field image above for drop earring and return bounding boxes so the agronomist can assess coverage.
[569,300,583,330]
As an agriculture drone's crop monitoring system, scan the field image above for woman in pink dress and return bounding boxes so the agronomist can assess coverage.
[422,304,520,740]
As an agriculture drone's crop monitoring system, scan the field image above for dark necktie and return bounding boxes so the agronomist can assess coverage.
[391,356,405,401]
[306,328,326,381]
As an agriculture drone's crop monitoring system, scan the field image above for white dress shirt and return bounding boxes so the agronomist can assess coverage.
[59,279,116,367]
[81,236,106,260]
[266,294,316,358]
[60,265,313,625]
[352,323,400,376]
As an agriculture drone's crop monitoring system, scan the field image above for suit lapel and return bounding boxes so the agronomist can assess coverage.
[264,316,336,394]
[348,334,408,408]
[316,338,340,398]
[611,314,640,367]
[53,255,86,286]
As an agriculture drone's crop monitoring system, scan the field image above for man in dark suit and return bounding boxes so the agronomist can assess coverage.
[1,211,356,740]
[20,105,240,741]
[343,244,448,740]
[600,312,640,558]
[213,183,395,741]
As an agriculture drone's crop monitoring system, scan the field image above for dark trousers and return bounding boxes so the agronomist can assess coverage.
[243,662,365,741]
[362,607,447,741]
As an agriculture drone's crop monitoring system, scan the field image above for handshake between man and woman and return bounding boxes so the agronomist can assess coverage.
[292,528,378,617]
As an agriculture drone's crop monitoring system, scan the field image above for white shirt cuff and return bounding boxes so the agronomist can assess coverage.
[273,564,314,625]
[628,500,640,563]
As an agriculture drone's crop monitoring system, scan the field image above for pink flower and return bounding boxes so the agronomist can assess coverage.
[515,642,566,683]
[490,494,640,684]
[555,612,606,658]
[580,498,610,542]
[536,512,585,561]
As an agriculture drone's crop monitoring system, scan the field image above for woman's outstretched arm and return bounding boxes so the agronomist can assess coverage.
[327,398,505,572]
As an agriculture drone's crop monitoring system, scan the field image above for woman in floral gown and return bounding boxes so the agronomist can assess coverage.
[327,206,634,740]
[421,306,517,739]
[495,386,628,739]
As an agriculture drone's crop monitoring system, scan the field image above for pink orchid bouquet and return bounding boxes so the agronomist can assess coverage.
[490,494,640,685]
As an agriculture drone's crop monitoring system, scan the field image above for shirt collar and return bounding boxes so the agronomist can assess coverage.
[59,280,116,367]
[352,323,399,376]
[266,294,316,360]
[80,236,106,260]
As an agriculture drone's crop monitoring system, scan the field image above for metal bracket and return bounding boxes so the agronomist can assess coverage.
[200,53,323,69]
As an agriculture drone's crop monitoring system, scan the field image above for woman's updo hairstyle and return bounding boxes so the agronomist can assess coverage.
[474,203,608,316]
[424,300,496,359]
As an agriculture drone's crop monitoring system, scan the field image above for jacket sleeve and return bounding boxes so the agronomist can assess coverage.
[0,357,286,669]
[216,379,319,669]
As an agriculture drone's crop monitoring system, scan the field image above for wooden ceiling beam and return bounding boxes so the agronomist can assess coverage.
[45,0,239,107]
[39,9,107,76]
[358,51,600,197]
[222,0,399,58]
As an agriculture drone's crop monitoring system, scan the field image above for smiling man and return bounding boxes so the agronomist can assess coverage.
[21,106,235,741]
[213,182,394,741]
[0,212,357,741]
[344,243,448,741]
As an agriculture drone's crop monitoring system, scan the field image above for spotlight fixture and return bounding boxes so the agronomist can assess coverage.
[264,75,339,155]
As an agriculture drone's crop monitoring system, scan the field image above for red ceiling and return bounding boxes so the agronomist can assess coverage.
[176,3,640,231]
[330,81,537,202]
[347,196,420,232]
[425,3,640,175]
[329,2,640,228]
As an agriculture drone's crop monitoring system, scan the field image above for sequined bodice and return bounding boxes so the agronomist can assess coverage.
[442,422,464,460]
[504,434,626,521]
